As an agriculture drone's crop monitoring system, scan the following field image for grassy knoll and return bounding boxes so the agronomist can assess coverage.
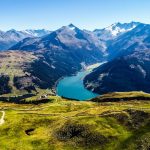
[91,91,150,102]
[0,92,150,149]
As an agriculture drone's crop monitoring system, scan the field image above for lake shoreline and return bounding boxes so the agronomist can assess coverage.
[56,62,105,100]
[53,62,102,94]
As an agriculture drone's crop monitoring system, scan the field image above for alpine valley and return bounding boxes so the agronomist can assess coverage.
[1,21,150,150]
[1,22,145,96]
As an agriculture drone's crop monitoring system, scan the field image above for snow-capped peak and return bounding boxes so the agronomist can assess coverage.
[105,21,140,36]
[22,29,50,37]
[94,21,141,41]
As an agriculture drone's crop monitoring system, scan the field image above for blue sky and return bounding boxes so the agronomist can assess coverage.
[0,0,150,31]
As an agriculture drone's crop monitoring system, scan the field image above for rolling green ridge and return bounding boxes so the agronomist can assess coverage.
[0,92,150,150]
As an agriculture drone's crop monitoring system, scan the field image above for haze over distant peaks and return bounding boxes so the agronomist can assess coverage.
[0,29,51,50]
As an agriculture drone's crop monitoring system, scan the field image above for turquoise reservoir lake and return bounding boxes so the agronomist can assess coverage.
[56,63,102,100]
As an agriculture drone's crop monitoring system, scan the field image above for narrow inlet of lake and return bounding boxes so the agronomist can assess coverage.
[56,63,104,101]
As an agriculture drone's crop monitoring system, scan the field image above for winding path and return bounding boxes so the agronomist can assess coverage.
[0,111,5,125]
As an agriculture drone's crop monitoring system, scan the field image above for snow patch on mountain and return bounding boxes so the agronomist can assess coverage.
[94,21,140,41]
[105,23,137,36]
[22,29,50,37]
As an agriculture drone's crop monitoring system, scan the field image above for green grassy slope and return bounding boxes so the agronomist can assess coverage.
[0,50,38,96]
[91,91,150,102]
[0,92,150,150]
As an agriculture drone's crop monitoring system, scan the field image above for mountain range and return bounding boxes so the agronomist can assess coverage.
[0,29,50,50]
[1,21,150,150]
[84,23,150,94]
[0,21,150,96]
[0,24,105,95]
[94,21,140,41]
